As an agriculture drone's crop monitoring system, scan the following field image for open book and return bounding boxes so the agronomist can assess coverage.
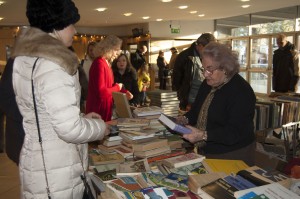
[158,113,192,134]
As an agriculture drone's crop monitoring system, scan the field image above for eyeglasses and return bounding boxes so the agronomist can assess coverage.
[201,67,221,76]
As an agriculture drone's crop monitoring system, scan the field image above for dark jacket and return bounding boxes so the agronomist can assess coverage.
[157,56,167,78]
[172,42,200,109]
[273,41,296,92]
[185,74,256,154]
[130,50,146,71]
[0,58,25,165]
[113,68,139,105]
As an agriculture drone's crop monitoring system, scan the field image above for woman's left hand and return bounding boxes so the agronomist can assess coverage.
[84,112,102,119]
[182,125,205,144]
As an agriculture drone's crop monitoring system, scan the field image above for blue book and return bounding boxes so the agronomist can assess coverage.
[158,113,192,134]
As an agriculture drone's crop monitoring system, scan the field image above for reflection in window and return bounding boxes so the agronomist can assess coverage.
[250,72,268,94]
[250,38,269,69]
[232,40,247,68]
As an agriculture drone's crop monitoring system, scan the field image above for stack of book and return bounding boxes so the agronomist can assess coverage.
[132,106,163,118]
[147,90,180,117]
[116,118,161,135]
[99,135,123,147]
[132,138,171,158]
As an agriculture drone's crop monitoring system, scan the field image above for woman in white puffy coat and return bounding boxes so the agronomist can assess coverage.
[12,26,109,198]
[9,1,110,197]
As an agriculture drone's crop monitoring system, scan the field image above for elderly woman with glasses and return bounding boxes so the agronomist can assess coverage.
[181,42,256,166]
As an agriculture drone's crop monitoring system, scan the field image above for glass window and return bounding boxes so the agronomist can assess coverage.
[250,38,269,69]
[249,72,268,94]
[232,39,248,68]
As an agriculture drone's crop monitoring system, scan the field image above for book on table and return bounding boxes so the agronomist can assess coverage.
[116,159,151,176]
[158,113,192,134]
[113,145,133,159]
[132,106,163,117]
[203,159,249,175]
[133,145,171,158]
[161,152,205,168]
[132,138,168,152]
[89,152,125,165]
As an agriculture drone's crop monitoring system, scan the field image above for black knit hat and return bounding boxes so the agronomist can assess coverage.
[26,0,80,33]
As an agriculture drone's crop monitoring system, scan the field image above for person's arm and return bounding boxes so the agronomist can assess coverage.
[93,59,121,98]
[38,61,108,143]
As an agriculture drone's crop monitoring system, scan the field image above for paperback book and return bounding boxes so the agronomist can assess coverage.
[161,153,205,168]
[158,113,192,134]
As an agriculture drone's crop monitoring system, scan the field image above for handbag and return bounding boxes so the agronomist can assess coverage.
[31,58,95,199]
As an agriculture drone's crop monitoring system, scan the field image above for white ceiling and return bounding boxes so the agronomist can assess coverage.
[0,0,299,27]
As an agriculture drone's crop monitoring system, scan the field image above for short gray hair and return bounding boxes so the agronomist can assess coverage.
[94,35,122,59]
[202,42,239,78]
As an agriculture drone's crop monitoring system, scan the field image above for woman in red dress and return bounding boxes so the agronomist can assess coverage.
[86,35,123,121]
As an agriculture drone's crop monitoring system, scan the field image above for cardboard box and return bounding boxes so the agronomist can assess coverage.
[255,149,287,172]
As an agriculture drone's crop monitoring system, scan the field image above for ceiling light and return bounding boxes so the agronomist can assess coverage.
[241,5,250,8]
[142,16,150,19]
[96,8,107,12]
[161,0,172,2]
[190,11,197,14]
[178,5,188,9]
[241,0,250,2]
[124,13,132,16]
[198,14,205,17]
[156,19,163,21]
[0,1,4,6]
[0,17,3,21]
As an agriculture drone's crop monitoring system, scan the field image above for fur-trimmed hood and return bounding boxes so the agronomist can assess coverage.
[12,27,79,75]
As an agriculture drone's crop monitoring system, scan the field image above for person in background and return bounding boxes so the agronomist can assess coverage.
[168,47,179,70]
[82,41,97,82]
[131,44,147,72]
[112,53,139,106]
[9,0,110,198]
[157,50,168,90]
[181,42,256,166]
[86,35,123,121]
[273,34,300,93]
[137,62,151,106]
[172,33,216,111]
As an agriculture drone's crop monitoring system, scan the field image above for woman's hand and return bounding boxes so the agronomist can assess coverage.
[125,91,133,100]
[182,125,205,144]
[84,112,102,119]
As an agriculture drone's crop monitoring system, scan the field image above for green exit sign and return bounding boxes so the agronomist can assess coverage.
[171,28,180,34]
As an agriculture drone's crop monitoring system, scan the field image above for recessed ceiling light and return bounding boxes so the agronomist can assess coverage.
[241,5,250,8]
[178,5,188,9]
[142,16,150,19]
[198,14,205,17]
[124,13,132,16]
[0,1,5,6]
[156,19,163,21]
[161,0,172,2]
[190,11,197,14]
[96,8,107,12]
[0,17,3,21]
[241,0,250,2]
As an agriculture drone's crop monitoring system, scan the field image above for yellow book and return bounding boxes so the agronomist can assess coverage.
[203,159,249,175]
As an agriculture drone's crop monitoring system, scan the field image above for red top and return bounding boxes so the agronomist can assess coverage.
[86,57,121,121]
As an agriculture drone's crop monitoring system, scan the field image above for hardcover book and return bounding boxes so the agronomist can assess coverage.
[89,153,125,165]
[158,113,192,134]
[161,153,205,168]
[132,139,168,152]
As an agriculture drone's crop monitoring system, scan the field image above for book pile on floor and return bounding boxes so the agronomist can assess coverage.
[147,89,180,117]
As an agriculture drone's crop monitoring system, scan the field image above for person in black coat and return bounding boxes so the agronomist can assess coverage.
[112,53,139,106]
[0,58,25,165]
[181,42,256,166]
[130,45,147,72]
[157,50,168,90]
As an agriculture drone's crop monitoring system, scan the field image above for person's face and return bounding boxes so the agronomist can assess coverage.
[276,38,287,49]
[56,24,76,47]
[87,45,95,60]
[117,55,127,70]
[202,56,227,87]
[111,46,121,61]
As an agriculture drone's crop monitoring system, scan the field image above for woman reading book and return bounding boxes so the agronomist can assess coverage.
[180,42,256,166]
